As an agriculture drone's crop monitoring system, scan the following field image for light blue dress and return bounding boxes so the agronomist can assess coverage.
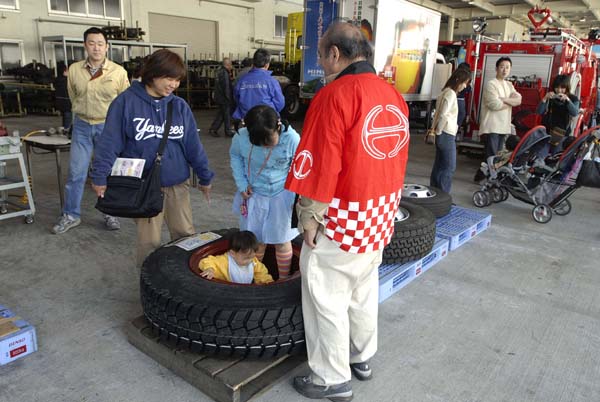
[230,126,300,244]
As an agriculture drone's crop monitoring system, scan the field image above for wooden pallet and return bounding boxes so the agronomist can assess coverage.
[125,316,306,402]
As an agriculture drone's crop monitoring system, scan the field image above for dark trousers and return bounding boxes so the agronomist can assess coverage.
[209,103,233,135]
[430,132,456,193]
[484,133,506,159]
[62,110,73,131]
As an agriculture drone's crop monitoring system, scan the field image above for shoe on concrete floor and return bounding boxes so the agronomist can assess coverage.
[292,376,353,401]
[52,213,81,234]
[209,129,220,137]
[226,130,236,138]
[104,215,120,231]
[350,361,372,381]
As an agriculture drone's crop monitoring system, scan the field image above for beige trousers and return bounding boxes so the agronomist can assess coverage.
[300,232,382,386]
[135,180,195,267]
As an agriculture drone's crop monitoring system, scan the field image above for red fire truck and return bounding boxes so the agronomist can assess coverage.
[441,7,598,154]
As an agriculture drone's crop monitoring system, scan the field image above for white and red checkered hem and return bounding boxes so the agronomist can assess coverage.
[324,189,402,254]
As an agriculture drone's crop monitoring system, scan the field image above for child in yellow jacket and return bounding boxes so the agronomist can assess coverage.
[198,230,274,284]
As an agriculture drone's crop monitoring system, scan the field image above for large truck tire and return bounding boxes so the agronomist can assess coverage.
[140,228,305,359]
[402,184,452,218]
[382,200,436,265]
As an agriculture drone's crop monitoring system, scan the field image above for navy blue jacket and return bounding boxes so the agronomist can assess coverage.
[91,81,214,187]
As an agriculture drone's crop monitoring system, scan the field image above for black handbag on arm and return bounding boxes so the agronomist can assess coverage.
[95,101,173,218]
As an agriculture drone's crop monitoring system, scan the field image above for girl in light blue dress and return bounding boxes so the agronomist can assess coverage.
[230,105,300,280]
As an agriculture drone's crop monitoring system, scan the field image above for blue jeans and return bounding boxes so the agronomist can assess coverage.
[430,132,456,194]
[63,116,104,218]
[485,133,506,159]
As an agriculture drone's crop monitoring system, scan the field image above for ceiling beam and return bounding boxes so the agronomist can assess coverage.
[580,0,600,22]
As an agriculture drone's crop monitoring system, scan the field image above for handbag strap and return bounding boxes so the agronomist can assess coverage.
[155,101,173,163]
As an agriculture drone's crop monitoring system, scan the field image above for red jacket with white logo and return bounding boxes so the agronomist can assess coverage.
[285,68,410,253]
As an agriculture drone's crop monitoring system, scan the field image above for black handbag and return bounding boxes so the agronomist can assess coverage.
[576,142,600,188]
[95,102,173,218]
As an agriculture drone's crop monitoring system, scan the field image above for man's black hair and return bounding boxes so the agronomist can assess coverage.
[83,27,108,43]
[496,56,512,68]
[230,230,259,252]
[253,49,271,68]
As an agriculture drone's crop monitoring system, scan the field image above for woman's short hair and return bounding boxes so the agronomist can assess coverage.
[229,230,259,253]
[244,105,283,146]
[141,49,186,85]
[444,68,471,92]
[552,74,571,93]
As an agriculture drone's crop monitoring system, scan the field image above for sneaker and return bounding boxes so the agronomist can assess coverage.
[350,362,373,381]
[52,213,81,234]
[104,215,120,231]
[292,376,353,401]
[226,130,236,138]
[209,129,220,137]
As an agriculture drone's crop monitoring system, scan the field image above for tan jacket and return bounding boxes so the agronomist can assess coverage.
[479,78,519,135]
[68,59,129,124]
[433,87,458,136]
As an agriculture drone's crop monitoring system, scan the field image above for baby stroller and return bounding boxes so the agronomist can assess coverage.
[472,125,594,223]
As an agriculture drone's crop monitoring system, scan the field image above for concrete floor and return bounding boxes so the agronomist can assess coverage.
[0,110,599,402]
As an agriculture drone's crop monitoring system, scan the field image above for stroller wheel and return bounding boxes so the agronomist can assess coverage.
[532,204,553,223]
[484,190,493,206]
[554,199,572,216]
[490,188,504,203]
[500,187,509,201]
[472,191,490,208]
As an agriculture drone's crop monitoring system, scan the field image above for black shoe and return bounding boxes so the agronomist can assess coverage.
[209,130,219,137]
[293,376,353,401]
[226,130,235,138]
[350,362,372,381]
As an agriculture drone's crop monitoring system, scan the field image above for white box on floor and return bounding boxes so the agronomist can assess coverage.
[0,305,38,366]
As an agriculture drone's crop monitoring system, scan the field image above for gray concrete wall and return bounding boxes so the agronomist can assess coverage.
[0,0,303,66]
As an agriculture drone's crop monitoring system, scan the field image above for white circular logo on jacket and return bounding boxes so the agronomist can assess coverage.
[361,105,409,160]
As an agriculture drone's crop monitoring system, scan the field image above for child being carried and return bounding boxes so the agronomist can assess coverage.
[197,230,274,284]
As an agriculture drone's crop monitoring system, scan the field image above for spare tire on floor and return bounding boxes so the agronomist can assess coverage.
[382,200,436,265]
[140,229,305,359]
[402,184,452,218]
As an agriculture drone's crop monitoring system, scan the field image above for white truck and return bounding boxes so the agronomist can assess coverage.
[290,0,442,122]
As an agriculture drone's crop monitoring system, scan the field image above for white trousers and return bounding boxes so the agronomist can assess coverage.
[300,232,382,386]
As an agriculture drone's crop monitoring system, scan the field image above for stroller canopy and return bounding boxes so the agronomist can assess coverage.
[508,125,551,168]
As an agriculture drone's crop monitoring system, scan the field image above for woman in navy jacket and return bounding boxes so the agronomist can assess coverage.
[91,49,214,267]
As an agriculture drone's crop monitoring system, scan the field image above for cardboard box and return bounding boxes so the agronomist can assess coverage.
[436,206,492,250]
[378,238,450,303]
[0,305,38,366]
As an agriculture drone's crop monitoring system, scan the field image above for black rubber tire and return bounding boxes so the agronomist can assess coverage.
[403,185,452,218]
[381,200,436,265]
[140,228,305,359]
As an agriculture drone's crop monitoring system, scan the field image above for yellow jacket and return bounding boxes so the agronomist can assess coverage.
[68,59,130,124]
[198,253,274,284]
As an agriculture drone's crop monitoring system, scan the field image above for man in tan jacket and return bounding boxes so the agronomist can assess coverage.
[52,27,129,234]
[479,56,522,159]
